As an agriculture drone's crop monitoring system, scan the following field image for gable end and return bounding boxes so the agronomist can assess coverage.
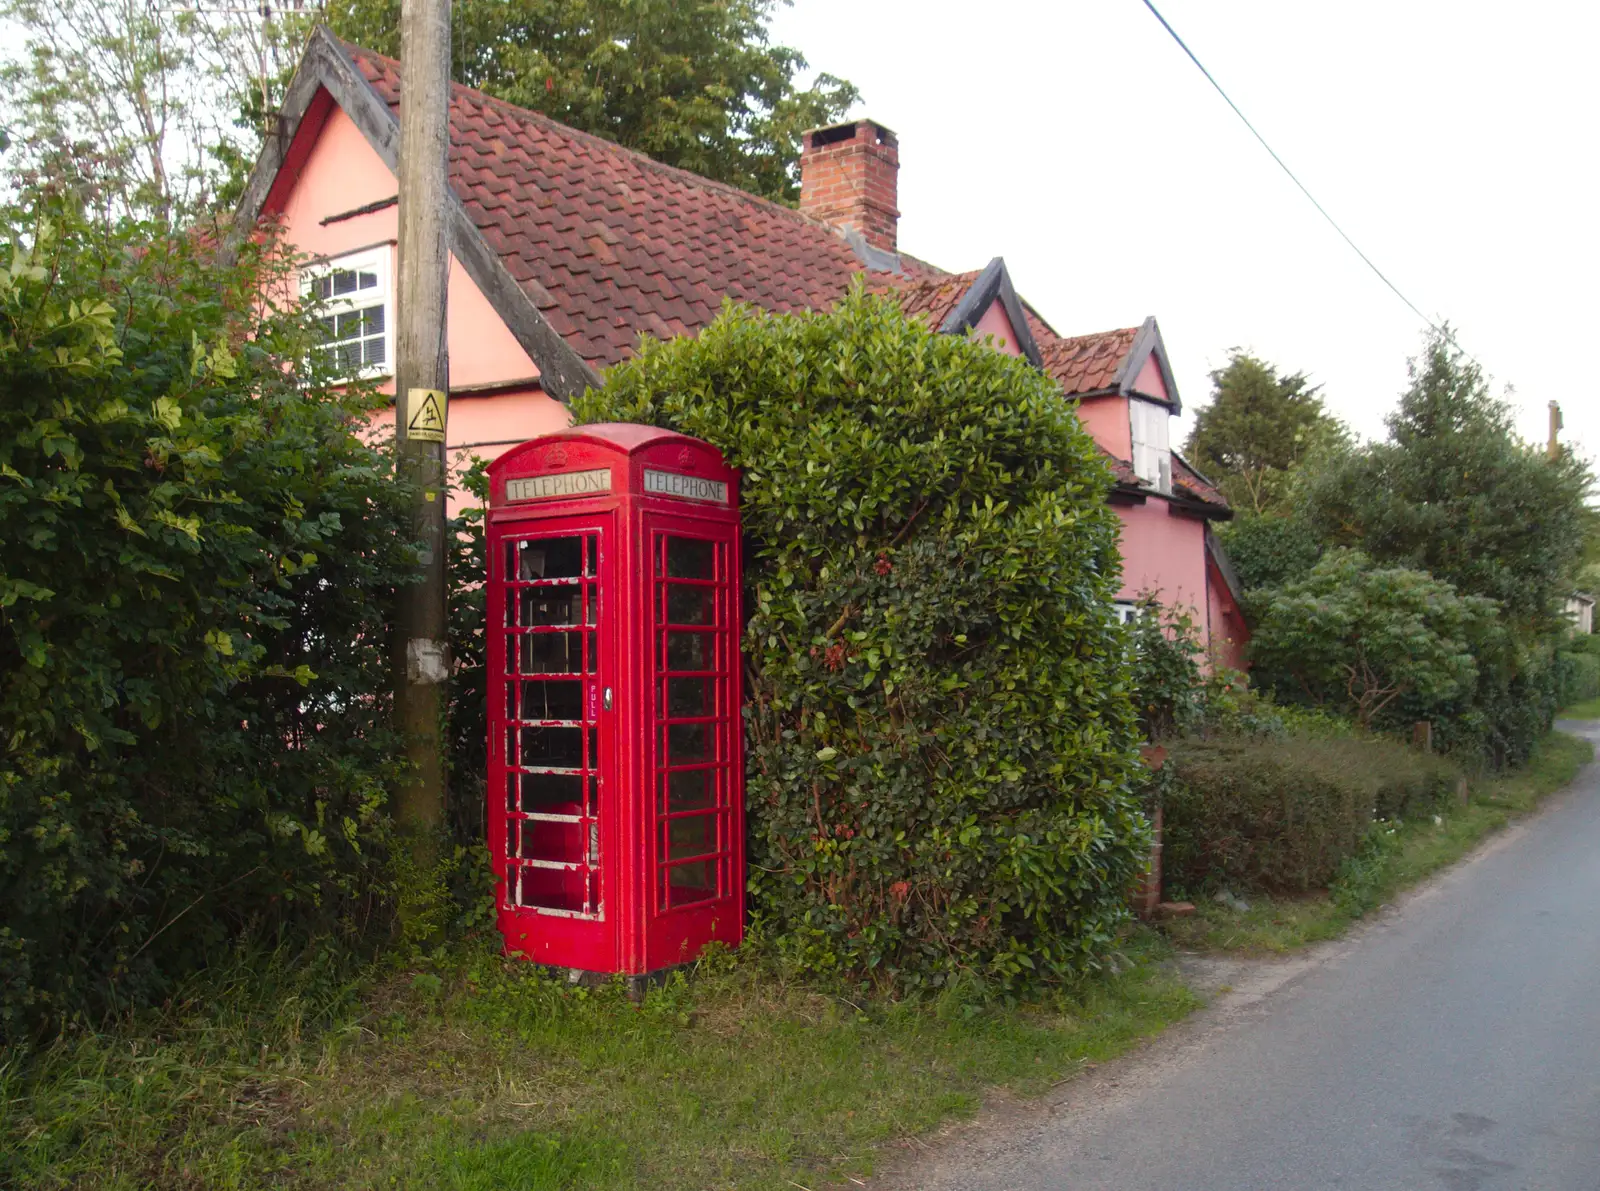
[937,257,1044,369]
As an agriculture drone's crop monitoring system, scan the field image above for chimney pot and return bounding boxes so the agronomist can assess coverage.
[800,119,900,254]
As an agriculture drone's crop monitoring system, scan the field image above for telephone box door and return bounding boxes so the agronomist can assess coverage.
[640,513,745,970]
[491,515,616,970]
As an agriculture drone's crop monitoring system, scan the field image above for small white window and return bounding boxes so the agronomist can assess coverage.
[300,249,391,379]
[1113,600,1141,625]
[1129,398,1172,494]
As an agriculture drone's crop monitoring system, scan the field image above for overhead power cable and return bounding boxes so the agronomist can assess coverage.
[1139,0,1444,338]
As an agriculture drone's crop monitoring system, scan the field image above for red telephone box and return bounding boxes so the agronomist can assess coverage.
[485,424,744,976]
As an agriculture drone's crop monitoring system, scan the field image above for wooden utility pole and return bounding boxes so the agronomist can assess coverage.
[1549,400,1563,461]
[393,0,452,865]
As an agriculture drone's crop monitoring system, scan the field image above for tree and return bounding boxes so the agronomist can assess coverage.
[572,288,1147,989]
[1300,330,1592,628]
[1249,550,1495,730]
[324,0,859,202]
[0,0,311,222]
[1184,350,1346,516]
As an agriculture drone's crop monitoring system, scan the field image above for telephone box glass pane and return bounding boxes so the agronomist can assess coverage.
[522,631,582,674]
[520,725,584,769]
[521,817,584,862]
[663,861,716,908]
[517,771,583,812]
[666,631,713,672]
[667,723,712,765]
[518,537,583,580]
[665,768,716,812]
[664,537,715,579]
[517,680,582,723]
[666,813,716,860]
[666,677,713,718]
[665,585,714,626]
[521,585,583,626]
[518,866,587,913]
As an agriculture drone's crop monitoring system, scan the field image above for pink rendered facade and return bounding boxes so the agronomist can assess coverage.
[267,103,569,469]
[258,68,1246,663]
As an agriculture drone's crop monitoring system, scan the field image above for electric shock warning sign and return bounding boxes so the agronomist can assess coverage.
[404,388,447,443]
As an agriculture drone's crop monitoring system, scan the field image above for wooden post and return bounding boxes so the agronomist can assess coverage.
[393,0,452,867]
[1549,401,1563,461]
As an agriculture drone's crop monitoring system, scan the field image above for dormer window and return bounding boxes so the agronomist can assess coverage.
[301,249,391,380]
[1130,398,1172,494]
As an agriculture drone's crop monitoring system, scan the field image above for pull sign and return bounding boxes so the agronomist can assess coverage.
[643,468,728,504]
[403,388,447,443]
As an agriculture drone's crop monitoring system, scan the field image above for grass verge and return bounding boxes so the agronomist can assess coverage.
[1560,696,1600,719]
[1158,729,1593,954]
[1,934,1198,1191]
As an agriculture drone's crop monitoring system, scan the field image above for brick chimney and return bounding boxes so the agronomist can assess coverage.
[800,119,900,253]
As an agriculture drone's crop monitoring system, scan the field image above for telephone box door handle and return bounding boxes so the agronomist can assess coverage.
[603,687,613,711]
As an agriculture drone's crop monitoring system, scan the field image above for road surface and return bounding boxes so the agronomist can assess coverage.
[885,721,1600,1191]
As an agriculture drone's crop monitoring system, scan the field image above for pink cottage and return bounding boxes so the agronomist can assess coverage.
[237,28,1248,669]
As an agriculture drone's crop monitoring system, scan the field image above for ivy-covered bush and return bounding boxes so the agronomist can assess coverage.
[573,289,1147,989]
[0,201,417,1037]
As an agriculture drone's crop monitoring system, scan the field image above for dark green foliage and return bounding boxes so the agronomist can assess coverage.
[1183,351,1346,516]
[324,0,859,203]
[572,290,1147,988]
[1128,598,1202,742]
[1300,330,1591,627]
[1163,735,1458,895]
[1557,650,1600,708]
[1249,549,1495,729]
[0,200,417,1037]
[1216,513,1322,592]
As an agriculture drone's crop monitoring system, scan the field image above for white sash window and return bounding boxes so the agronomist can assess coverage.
[301,249,391,380]
[1130,398,1172,494]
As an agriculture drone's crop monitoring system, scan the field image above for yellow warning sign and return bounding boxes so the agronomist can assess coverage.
[405,388,447,443]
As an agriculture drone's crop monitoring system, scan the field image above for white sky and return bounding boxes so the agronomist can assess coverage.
[768,0,1600,459]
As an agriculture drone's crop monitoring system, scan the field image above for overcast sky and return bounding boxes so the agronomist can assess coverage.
[768,0,1598,459]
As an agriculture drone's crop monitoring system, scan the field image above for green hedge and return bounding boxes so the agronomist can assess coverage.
[1557,650,1600,708]
[0,203,415,1037]
[1164,735,1459,895]
[572,289,1146,989]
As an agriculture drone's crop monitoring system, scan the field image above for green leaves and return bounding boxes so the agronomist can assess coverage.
[0,198,416,1038]
[577,286,1147,990]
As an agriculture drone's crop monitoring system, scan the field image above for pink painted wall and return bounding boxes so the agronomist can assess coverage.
[1206,555,1251,673]
[1077,394,1132,460]
[268,98,569,456]
[1129,354,1168,401]
[1113,500,1208,619]
[968,299,1022,356]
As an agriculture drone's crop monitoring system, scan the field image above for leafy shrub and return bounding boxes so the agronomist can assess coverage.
[1216,513,1322,592]
[1163,735,1459,894]
[1250,549,1496,729]
[1557,650,1600,708]
[1128,597,1202,742]
[572,289,1146,989]
[0,201,416,1037]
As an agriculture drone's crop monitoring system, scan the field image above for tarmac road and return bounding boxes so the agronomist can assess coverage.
[888,722,1600,1191]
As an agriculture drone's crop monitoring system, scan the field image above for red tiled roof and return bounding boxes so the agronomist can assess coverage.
[1172,454,1225,507]
[350,42,880,368]
[866,270,981,328]
[1039,326,1141,398]
[332,41,1223,514]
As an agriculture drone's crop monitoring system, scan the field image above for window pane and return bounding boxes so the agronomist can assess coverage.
[665,585,714,625]
[521,631,581,674]
[361,304,385,334]
[518,679,581,722]
[666,767,716,812]
[665,537,715,579]
[666,677,713,718]
[520,817,583,863]
[365,337,386,366]
[664,860,716,908]
[517,865,587,913]
[358,270,378,289]
[666,814,716,860]
[519,725,585,770]
[332,269,357,295]
[516,771,583,812]
[667,723,711,764]
[517,537,583,580]
[666,631,712,672]
[521,584,583,626]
